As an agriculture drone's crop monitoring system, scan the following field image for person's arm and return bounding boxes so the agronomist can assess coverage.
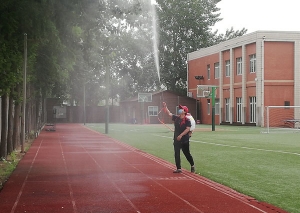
[163,102,172,117]
[177,126,190,141]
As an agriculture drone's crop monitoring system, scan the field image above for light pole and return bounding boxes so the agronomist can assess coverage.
[83,83,86,125]
[194,75,204,124]
[83,68,95,125]
[105,64,109,134]
[211,87,216,131]
[21,33,27,153]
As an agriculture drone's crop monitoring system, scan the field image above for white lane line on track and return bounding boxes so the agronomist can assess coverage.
[83,126,269,212]
[59,134,78,213]
[85,153,141,213]
[122,161,205,212]
[11,139,43,213]
[154,134,300,156]
[101,134,204,212]
[79,128,141,213]
[182,172,268,213]
[112,138,268,213]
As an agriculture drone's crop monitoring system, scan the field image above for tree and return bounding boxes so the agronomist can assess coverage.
[213,27,248,43]
[0,0,249,159]
[66,0,159,104]
[0,0,83,158]
[156,0,246,94]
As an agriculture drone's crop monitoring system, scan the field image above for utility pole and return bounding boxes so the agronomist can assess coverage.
[105,64,109,134]
[83,83,86,125]
[211,87,216,131]
[21,33,27,153]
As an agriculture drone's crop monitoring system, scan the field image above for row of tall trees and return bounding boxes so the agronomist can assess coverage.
[0,0,247,159]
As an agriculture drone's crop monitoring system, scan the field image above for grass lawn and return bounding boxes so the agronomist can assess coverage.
[0,140,33,190]
[87,123,300,213]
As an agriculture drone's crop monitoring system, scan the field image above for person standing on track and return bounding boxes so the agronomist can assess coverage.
[163,102,195,173]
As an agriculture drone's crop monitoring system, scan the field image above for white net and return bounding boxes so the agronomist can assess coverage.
[138,93,152,102]
[197,85,217,98]
[263,106,300,133]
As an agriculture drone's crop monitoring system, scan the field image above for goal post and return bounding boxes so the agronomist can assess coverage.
[263,106,300,133]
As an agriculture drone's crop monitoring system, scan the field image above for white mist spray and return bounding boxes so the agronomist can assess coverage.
[150,0,160,83]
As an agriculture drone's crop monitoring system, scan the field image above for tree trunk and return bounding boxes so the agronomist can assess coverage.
[13,102,21,150]
[7,92,14,154]
[13,84,21,150]
[36,94,43,133]
[0,94,9,159]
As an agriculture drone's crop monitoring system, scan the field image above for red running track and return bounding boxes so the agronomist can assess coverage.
[0,124,288,213]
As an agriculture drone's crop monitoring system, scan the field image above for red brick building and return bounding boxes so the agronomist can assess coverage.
[120,90,196,124]
[187,31,300,127]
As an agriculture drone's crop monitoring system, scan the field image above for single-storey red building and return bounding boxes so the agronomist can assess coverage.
[120,90,197,124]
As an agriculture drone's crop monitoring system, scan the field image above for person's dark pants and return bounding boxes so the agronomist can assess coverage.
[173,140,194,169]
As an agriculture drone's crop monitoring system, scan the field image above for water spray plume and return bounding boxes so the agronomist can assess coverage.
[150,0,160,83]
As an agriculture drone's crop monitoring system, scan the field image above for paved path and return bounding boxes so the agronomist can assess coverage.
[0,124,288,213]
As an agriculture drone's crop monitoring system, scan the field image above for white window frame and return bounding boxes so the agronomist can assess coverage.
[236,97,242,122]
[249,96,256,123]
[148,106,158,116]
[176,106,179,115]
[207,64,210,80]
[225,60,230,77]
[215,98,220,115]
[225,98,230,122]
[214,62,219,79]
[237,57,242,75]
[250,54,256,73]
[207,99,211,115]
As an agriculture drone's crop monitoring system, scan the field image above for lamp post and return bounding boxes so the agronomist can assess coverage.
[83,83,86,125]
[21,33,27,153]
[194,75,204,124]
[211,87,216,131]
[105,64,109,134]
[83,68,95,125]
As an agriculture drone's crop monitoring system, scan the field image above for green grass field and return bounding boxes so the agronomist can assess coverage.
[87,123,300,213]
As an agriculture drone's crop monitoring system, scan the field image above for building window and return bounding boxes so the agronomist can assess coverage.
[284,101,290,106]
[236,97,242,122]
[250,54,256,73]
[207,99,210,115]
[148,106,158,116]
[284,101,290,109]
[215,99,220,115]
[225,98,230,122]
[236,57,242,75]
[250,96,256,123]
[214,62,219,79]
[225,60,230,77]
[207,64,210,80]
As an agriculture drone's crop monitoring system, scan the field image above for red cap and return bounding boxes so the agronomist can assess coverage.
[179,105,188,113]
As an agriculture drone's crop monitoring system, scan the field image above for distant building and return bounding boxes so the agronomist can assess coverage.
[119,90,196,124]
[187,31,300,126]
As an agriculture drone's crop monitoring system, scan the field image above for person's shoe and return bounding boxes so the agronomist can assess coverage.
[173,169,182,173]
[191,166,195,173]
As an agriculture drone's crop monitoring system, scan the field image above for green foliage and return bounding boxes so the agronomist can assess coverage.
[214,27,248,43]
[156,0,222,94]
[72,26,83,38]
[155,0,247,94]
[0,0,248,107]
[0,0,247,104]
[0,152,18,189]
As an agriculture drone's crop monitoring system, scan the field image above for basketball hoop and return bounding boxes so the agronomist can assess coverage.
[197,85,217,98]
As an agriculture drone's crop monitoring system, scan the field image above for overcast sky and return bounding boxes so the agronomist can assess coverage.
[212,0,300,34]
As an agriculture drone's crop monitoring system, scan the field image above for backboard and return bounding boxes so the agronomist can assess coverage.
[197,85,217,98]
[53,105,67,118]
[138,93,152,102]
